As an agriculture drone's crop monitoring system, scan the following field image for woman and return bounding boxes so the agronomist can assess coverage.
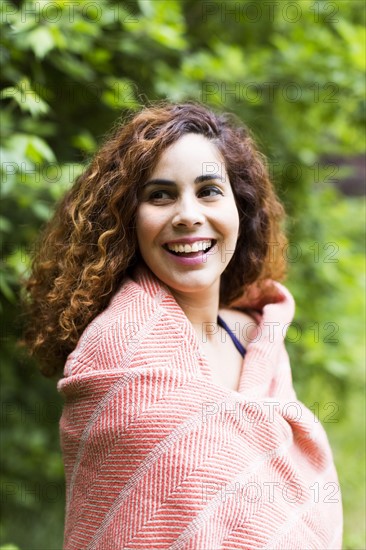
[23,102,343,549]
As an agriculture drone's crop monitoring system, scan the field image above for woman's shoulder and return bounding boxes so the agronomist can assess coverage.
[218,307,260,348]
[218,307,259,325]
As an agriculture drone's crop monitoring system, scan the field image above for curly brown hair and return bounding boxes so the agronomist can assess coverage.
[21,101,288,377]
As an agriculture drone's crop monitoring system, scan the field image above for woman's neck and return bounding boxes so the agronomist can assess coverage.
[168,283,221,345]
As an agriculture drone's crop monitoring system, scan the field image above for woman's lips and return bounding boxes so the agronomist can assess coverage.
[162,242,218,266]
[163,239,217,254]
[163,237,217,246]
[162,247,208,265]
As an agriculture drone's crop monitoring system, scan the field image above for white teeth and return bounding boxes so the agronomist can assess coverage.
[166,240,213,253]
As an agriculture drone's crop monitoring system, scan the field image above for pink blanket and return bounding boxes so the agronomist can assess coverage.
[58,265,343,549]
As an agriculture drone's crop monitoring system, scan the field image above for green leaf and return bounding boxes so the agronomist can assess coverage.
[0,217,13,234]
[336,20,366,71]
[52,52,95,80]
[137,0,154,17]
[25,136,56,163]
[71,132,97,153]
[26,26,55,59]
[102,78,139,110]
[31,200,52,221]
[0,274,16,303]
[1,78,50,117]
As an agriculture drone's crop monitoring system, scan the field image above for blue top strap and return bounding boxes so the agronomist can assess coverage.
[217,315,246,358]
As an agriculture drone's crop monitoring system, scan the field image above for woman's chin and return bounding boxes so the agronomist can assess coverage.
[161,270,220,297]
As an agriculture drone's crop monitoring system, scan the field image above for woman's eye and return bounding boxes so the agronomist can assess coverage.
[148,190,172,201]
[198,186,223,198]
[146,186,223,202]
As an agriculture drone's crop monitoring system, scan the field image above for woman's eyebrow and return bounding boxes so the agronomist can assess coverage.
[142,174,225,188]
[196,174,226,183]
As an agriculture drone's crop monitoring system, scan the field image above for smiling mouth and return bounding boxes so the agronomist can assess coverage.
[163,240,217,256]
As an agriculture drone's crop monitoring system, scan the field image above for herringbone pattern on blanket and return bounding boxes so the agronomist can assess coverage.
[58,265,343,549]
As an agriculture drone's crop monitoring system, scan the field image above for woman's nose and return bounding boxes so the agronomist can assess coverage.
[171,195,205,227]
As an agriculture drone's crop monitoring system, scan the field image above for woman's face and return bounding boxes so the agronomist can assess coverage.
[136,133,240,299]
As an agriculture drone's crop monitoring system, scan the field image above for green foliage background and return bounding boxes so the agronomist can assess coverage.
[1,1,365,548]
